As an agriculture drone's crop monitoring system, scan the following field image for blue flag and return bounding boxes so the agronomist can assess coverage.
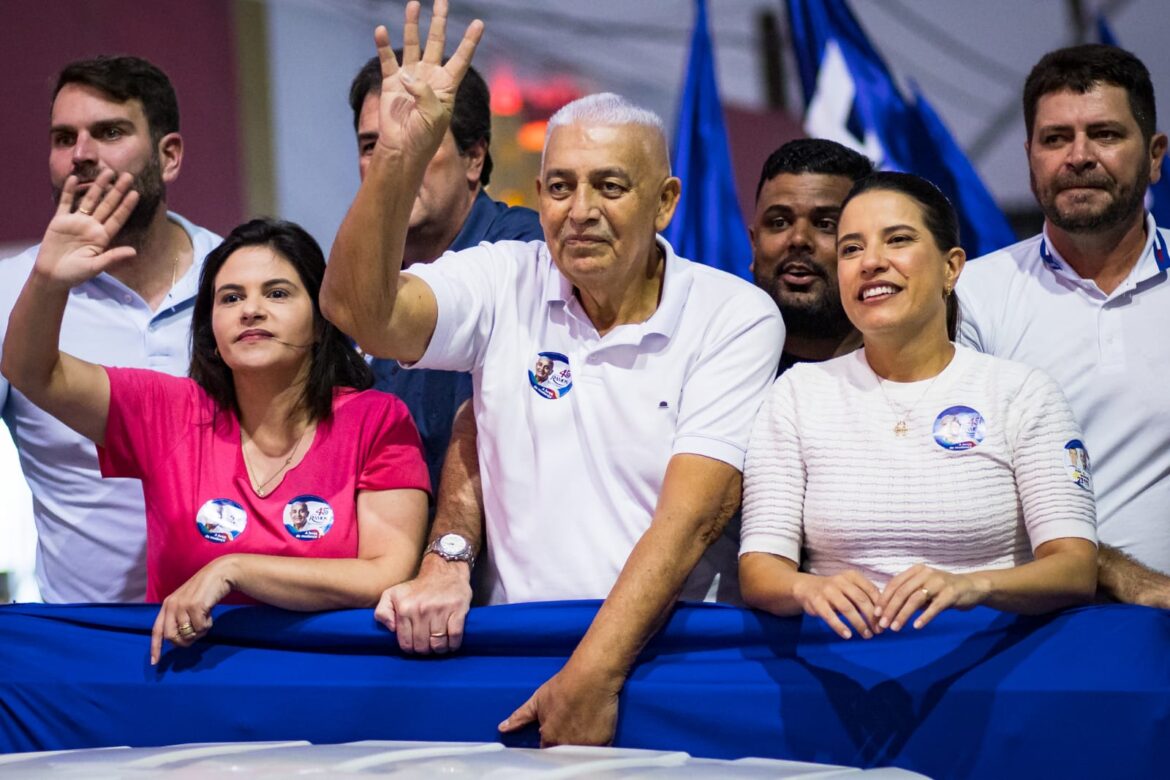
[664,0,753,279]
[787,0,1017,257]
[1097,14,1170,226]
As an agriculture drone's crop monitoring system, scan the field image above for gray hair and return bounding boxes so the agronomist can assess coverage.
[542,93,669,169]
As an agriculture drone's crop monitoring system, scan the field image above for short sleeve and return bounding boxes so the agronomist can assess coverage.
[98,367,200,480]
[404,242,515,373]
[672,287,784,469]
[1008,369,1097,549]
[356,395,432,498]
[739,373,807,564]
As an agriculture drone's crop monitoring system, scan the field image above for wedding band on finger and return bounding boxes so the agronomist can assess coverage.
[177,623,197,637]
[920,587,932,600]
[429,632,448,639]
[78,206,94,216]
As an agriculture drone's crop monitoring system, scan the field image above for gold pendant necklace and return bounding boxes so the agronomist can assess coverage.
[875,372,942,438]
[242,426,309,497]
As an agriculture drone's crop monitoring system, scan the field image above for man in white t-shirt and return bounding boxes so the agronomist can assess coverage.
[958,44,1170,606]
[321,9,782,747]
[0,55,221,602]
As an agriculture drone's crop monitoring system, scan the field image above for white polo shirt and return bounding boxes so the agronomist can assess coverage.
[957,213,1170,572]
[0,213,221,602]
[406,237,784,604]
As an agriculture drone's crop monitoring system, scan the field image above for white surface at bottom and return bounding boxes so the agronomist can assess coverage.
[0,740,928,778]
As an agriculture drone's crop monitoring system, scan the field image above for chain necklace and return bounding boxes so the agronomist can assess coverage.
[874,371,943,437]
[242,426,310,497]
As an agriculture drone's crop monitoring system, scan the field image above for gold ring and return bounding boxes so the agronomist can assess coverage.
[920,587,931,600]
[429,632,447,638]
[78,206,94,216]
[177,623,196,636]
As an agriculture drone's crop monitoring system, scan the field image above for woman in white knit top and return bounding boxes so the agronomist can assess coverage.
[739,172,1097,640]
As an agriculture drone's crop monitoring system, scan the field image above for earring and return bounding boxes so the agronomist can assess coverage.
[214,347,220,359]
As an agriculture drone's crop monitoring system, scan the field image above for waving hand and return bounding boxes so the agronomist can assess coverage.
[38,170,140,287]
[373,0,485,162]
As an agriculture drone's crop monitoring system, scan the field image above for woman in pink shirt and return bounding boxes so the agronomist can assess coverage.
[2,171,430,663]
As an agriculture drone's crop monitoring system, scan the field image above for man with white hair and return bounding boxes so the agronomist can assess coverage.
[322,3,781,746]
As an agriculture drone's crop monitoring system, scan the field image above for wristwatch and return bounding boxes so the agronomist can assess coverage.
[426,533,475,567]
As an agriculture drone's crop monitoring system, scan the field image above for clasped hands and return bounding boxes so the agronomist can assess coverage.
[793,563,991,640]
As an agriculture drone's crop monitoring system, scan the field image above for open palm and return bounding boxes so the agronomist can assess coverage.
[373,0,484,162]
[38,170,139,287]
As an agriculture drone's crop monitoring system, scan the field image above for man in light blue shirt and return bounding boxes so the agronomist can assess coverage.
[0,55,221,602]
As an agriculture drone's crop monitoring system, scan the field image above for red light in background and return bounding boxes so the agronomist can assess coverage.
[490,66,523,116]
[526,77,582,113]
[517,120,548,153]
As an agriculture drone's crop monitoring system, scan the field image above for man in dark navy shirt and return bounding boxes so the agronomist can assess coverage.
[348,57,542,496]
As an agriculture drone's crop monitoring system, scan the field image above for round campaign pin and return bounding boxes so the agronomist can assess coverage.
[195,498,247,543]
[283,494,335,540]
[528,351,573,400]
[1064,439,1093,492]
[932,406,986,451]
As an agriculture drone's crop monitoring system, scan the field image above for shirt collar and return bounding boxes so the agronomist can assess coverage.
[1040,211,1166,291]
[541,235,693,341]
[83,211,206,309]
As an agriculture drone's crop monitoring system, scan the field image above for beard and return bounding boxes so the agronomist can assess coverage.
[52,153,166,244]
[1033,158,1149,234]
[757,252,853,341]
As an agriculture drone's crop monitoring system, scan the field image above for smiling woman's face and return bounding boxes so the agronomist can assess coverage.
[835,189,961,343]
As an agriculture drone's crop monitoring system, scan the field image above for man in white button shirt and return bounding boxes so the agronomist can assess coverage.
[0,56,221,602]
[957,44,1170,606]
[322,5,781,747]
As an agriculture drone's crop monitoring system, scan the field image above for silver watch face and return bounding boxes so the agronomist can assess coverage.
[437,533,470,557]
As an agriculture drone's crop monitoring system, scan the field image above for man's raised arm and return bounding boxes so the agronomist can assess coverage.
[321,0,483,361]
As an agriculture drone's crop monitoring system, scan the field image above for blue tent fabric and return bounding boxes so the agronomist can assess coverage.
[786,0,1017,258]
[663,0,753,279]
[2,601,1169,777]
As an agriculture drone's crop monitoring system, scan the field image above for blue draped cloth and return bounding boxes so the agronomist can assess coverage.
[2,601,1168,777]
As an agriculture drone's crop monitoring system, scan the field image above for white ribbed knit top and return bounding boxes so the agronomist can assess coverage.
[740,345,1097,587]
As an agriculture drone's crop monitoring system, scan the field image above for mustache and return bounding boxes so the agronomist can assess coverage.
[70,161,102,184]
[1053,172,1113,190]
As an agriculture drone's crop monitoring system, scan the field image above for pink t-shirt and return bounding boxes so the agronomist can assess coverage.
[98,367,429,602]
